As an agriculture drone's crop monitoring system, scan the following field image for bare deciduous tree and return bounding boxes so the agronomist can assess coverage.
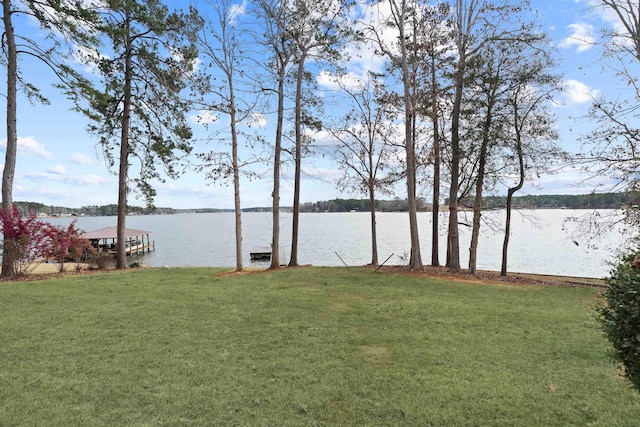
[575,1,640,229]
[287,0,351,267]
[500,60,560,276]
[254,0,296,269]
[328,74,400,266]
[447,0,539,272]
[195,0,261,272]
[368,0,423,269]
[415,2,454,267]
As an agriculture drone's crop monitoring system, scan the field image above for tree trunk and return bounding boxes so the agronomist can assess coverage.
[448,0,476,273]
[405,105,422,269]
[501,110,525,276]
[446,233,450,267]
[290,52,307,267]
[116,16,133,270]
[369,180,379,266]
[501,188,516,276]
[230,85,243,272]
[270,70,285,269]
[469,90,495,275]
[1,0,17,278]
[468,143,487,275]
[431,159,440,265]
[394,0,422,270]
[431,55,440,267]
[447,66,463,272]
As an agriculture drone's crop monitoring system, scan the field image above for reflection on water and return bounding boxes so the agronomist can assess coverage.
[48,209,627,278]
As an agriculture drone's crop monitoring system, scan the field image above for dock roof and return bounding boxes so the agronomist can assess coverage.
[82,226,151,240]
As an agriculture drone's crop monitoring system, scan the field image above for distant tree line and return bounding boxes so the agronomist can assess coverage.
[15,192,634,218]
[470,192,639,210]
[304,193,637,213]
[13,202,176,217]
[300,198,427,213]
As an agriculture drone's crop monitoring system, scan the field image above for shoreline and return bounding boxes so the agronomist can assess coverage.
[17,262,607,288]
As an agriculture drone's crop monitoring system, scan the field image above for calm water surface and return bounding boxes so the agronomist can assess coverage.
[49,209,626,278]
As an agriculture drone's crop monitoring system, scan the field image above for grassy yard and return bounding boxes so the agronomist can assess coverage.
[0,267,638,426]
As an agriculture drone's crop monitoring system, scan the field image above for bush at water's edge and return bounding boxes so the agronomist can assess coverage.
[599,246,640,392]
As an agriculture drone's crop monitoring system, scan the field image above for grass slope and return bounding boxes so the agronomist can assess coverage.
[0,267,638,426]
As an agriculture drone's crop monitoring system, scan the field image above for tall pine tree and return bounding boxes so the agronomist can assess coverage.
[74,0,202,268]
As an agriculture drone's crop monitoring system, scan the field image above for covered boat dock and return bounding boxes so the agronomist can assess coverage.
[82,226,154,256]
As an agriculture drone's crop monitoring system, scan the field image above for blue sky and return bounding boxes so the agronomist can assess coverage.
[0,0,630,209]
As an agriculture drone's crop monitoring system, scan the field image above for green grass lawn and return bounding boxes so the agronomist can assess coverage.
[0,267,638,426]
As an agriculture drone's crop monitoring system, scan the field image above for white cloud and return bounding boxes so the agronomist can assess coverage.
[345,2,394,75]
[73,44,109,74]
[316,70,340,90]
[18,185,68,200]
[339,2,455,86]
[523,165,617,195]
[24,171,107,186]
[48,164,67,175]
[152,181,235,208]
[229,0,248,26]
[588,0,633,31]
[170,48,203,76]
[24,172,64,181]
[305,128,335,145]
[159,182,222,196]
[302,167,343,183]
[561,79,600,105]
[0,136,53,159]
[71,152,96,165]
[190,110,219,125]
[560,23,596,52]
[69,174,107,185]
[191,57,204,72]
[316,71,363,91]
[589,1,640,52]
[247,113,268,128]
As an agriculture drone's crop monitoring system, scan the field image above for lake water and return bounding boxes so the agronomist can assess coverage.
[48,209,628,278]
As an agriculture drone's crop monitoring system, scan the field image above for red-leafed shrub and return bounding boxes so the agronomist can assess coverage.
[41,221,94,272]
[0,205,93,276]
[0,205,52,276]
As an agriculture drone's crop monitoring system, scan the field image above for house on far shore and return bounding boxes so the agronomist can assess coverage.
[82,226,154,256]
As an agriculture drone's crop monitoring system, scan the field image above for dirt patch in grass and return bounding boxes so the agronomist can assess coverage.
[0,262,130,282]
[330,300,352,312]
[8,262,605,289]
[28,262,88,275]
[214,267,272,278]
[357,344,392,368]
[214,264,607,288]
[375,264,607,288]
